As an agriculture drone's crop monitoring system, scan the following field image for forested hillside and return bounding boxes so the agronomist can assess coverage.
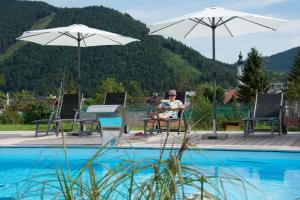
[264,46,300,72]
[0,0,54,53]
[0,0,236,96]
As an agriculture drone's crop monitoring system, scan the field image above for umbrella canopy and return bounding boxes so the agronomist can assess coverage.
[17,24,139,46]
[17,24,139,116]
[148,7,287,136]
[149,7,286,39]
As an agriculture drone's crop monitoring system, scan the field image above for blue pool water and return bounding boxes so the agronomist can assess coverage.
[0,147,300,200]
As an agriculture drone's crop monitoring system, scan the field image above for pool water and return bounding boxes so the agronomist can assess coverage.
[0,147,300,200]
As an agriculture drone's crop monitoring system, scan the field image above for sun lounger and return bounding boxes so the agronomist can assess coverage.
[33,94,81,137]
[243,92,287,136]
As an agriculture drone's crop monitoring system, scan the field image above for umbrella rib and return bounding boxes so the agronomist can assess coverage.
[82,33,96,40]
[192,17,211,27]
[216,16,238,27]
[44,31,80,45]
[44,33,65,45]
[184,21,201,38]
[237,17,277,31]
[215,17,223,27]
[221,19,234,37]
[82,33,90,38]
[149,19,186,34]
[17,32,50,40]
[97,34,124,45]
[59,31,78,40]
[208,17,213,26]
[80,33,87,47]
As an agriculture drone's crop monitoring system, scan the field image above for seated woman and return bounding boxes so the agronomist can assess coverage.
[155,90,185,120]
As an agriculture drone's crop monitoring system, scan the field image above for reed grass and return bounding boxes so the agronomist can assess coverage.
[16,115,261,200]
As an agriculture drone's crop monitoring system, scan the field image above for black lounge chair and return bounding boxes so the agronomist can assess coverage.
[33,94,81,137]
[104,92,127,106]
[243,92,287,136]
[143,91,191,135]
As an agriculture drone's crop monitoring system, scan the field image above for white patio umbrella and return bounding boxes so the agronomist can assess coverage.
[17,24,139,116]
[148,7,287,137]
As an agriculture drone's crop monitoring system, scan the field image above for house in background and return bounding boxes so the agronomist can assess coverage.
[224,89,239,105]
[223,53,244,105]
[267,82,287,94]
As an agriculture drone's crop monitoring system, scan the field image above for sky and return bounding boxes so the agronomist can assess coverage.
[40,0,300,64]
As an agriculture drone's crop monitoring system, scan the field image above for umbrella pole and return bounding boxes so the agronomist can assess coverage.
[212,17,217,136]
[77,34,81,119]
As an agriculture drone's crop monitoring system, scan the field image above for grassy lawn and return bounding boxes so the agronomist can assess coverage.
[0,124,144,131]
[0,124,38,131]
[1,123,292,132]
[0,123,236,131]
[0,123,73,131]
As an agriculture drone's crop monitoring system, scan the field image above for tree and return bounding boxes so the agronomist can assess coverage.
[12,90,34,111]
[192,84,213,129]
[0,4,236,96]
[286,49,300,100]
[93,77,125,104]
[0,73,6,108]
[195,83,224,103]
[178,69,194,91]
[127,80,144,107]
[65,73,76,94]
[0,74,5,88]
[238,48,269,103]
[23,102,51,124]
[0,92,6,108]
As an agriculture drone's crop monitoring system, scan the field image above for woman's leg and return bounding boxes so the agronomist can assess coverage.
[158,113,171,120]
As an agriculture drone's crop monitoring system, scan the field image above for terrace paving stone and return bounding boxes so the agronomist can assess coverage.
[0,131,300,151]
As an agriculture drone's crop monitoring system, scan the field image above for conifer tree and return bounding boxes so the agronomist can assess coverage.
[65,73,76,94]
[286,50,300,100]
[238,48,269,103]
[127,81,144,106]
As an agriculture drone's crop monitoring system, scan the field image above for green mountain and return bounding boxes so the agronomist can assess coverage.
[264,46,300,72]
[0,0,236,96]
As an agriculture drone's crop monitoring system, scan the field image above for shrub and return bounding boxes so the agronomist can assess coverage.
[23,103,51,124]
[192,95,212,129]
[93,77,125,104]
[0,107,23,124]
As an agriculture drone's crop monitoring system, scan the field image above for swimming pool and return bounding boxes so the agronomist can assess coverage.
[0,147,299,199]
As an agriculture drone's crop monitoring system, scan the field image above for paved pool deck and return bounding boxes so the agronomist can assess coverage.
[1,130,300,151]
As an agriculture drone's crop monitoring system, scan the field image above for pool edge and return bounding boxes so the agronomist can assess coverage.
[0,144,300,153]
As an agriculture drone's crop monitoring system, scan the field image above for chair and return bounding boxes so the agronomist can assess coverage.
[33,94,81,137]
[143,91,191,135]
[243,92,287,136]
[104,92,127,107]
[163,91,187,133]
